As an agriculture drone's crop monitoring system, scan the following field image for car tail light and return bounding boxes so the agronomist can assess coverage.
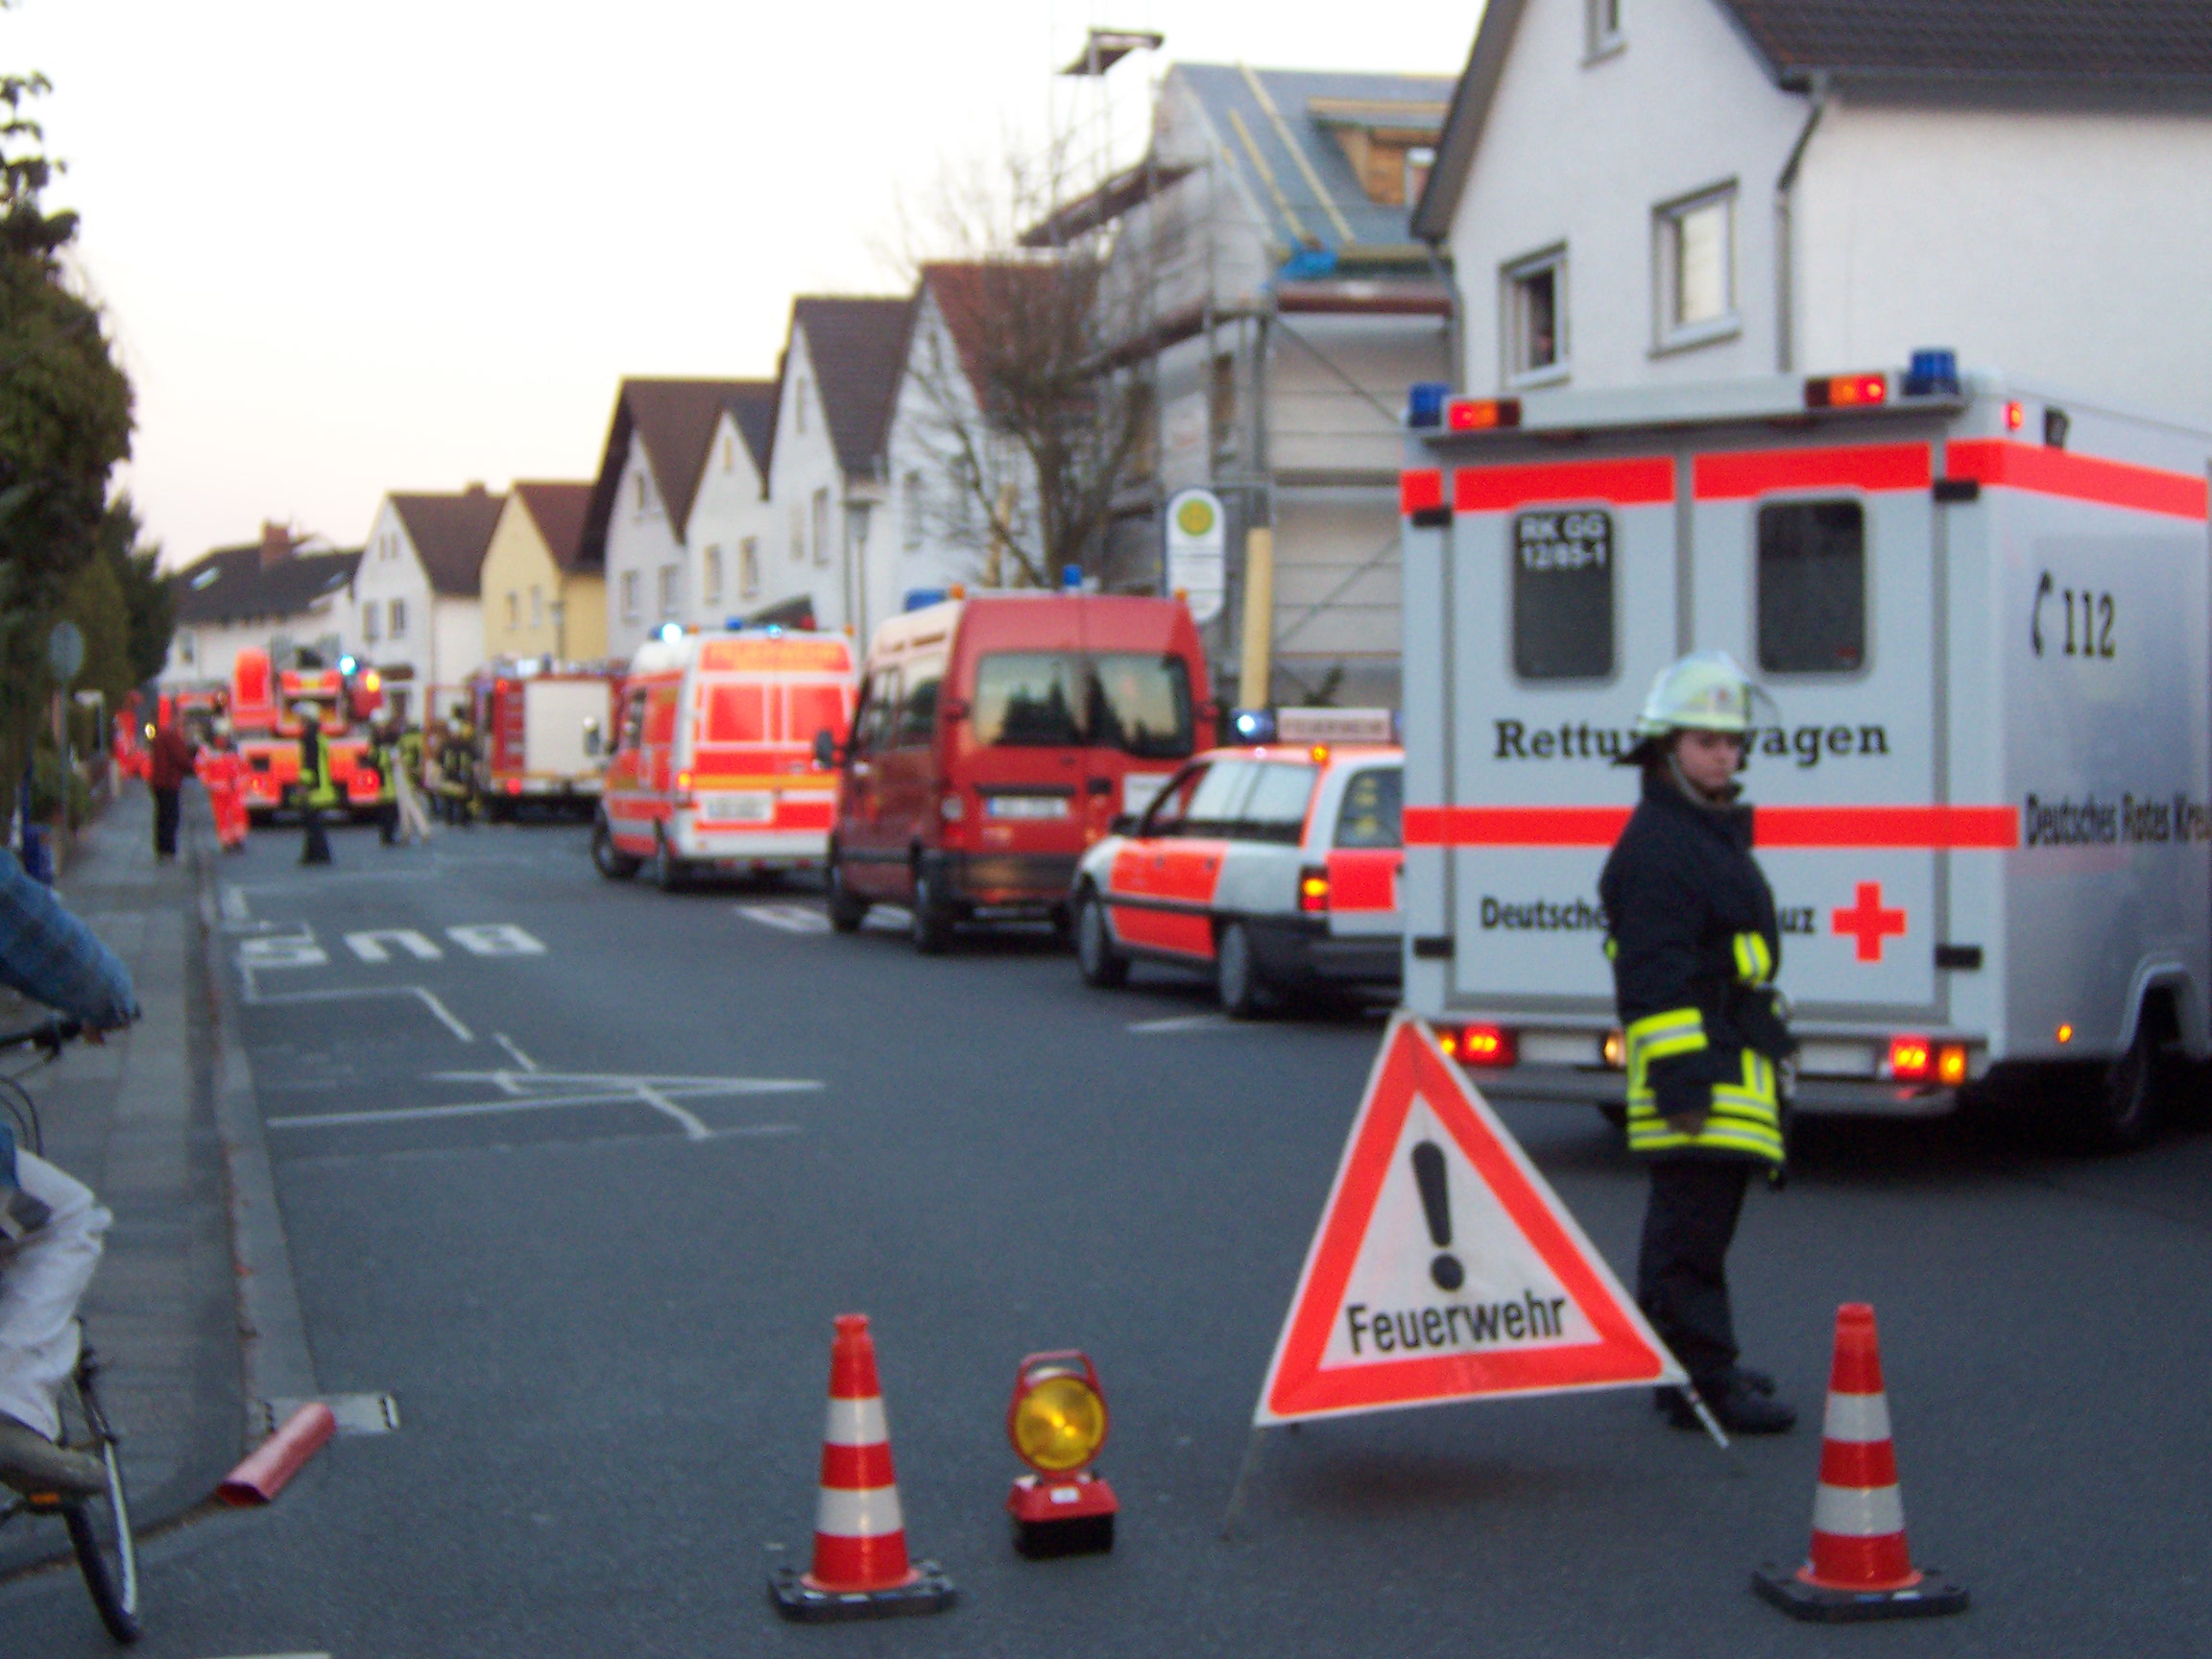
[1439,1023,1516,1068]
[1297,866,1330,913]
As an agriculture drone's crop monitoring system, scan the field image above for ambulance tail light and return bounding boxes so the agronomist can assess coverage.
[1297,865,1330,914]
[1805,373,1888,409]
[1439,1023,1516,1068]
[1936,1044,1969,1087]
[1886,1034,1966,1084]
[1446,397,1521,432]
[505,778,523,796]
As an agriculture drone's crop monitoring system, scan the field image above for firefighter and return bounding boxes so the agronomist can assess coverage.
[393,722,434,843]
[295,703,336,865]
[438,705,479,828]
[368,719,400,846]
[1599,650,1796,1435]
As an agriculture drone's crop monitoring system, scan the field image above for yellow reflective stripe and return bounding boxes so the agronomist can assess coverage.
[1731,931,1773,984]
[1623,1047,1784,1163]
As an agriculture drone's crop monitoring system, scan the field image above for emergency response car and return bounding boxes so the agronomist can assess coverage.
[229,650,385,823]
[1397,354,2211,1144]
[469,661,621,820]
[823,591,1213,952]
[1070,739,1404,1015]
[594,628,854,890]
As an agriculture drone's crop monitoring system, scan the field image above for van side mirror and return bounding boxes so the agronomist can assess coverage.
[813,729,839,769]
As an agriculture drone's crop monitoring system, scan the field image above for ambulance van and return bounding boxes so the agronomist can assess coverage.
[593,629,855,890]
[823,591,1213,952]
[1397,355,2211,1145]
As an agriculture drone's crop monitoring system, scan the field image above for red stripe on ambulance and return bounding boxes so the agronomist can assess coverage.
[1455,457,1674,512]
[1404,805,2018,850]
[1946,438,2209,520]
[1693,442,1932,500]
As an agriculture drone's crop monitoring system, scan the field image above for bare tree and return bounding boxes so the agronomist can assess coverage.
[886,135,1154,589]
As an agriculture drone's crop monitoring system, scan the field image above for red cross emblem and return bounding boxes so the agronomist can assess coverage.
[1832,881,1908,962]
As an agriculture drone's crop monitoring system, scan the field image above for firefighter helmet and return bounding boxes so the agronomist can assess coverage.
[1634,649,1755,737]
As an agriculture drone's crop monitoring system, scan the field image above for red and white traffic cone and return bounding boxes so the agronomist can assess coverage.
[1754,1303,1968,1622]
[769,1313,954,1623]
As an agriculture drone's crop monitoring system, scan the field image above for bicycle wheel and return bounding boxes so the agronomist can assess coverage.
[62,1376,139,1643]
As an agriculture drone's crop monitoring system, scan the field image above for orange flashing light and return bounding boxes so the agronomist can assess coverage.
[1806,373,1888,409]
[1297,867,1331,914]
[2004,400,2026,431]
[948,583,967,599]
[1309,744,1330,764]
[1445,397,1522,432]
[2056,1022,2075,1045]
[1936,1044,1969,1087]
[1601,1028,1625,1069]
[677,770,692,791]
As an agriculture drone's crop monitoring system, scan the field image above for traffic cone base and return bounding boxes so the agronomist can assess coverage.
[769,1560,956,1624]
[1756,1304,1967,1623]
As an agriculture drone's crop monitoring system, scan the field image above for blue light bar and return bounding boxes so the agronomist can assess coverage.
[1903,349,1960,397]
[1407,382,1449,429]
[1229,708,1276,745]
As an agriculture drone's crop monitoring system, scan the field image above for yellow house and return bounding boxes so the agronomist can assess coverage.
[478,481,606,662]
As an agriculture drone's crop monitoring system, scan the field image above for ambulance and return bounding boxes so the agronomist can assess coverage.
[1398,354,2211,1145]
[593,628,855,890]
[469,660,622,820]
[1070,710,1404,1015]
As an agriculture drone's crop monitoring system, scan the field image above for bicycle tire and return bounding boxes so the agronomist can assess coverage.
[63,1439,138,1645]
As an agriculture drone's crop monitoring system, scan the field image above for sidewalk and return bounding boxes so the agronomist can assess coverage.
[0,784,245,1575]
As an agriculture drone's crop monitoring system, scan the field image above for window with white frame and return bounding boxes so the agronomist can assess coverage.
[704,545,724,605]
[902,471,926,551]
[1503,248,1568,384]
[529,585,543,627]
[363,604,380,643]
[789,504,805,563]
[1586,0,1623,56]
[811,489,830,567]
[389,598,409,638]
[1654,185,1737,348]
[795,377,809,434]
[739,539,759,599]
[506,590,519,630]
[620,571,640,621]
[634,472,650,515]
[658,564,681,618]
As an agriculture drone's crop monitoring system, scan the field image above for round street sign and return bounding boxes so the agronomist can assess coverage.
[47,619,84,684]
[1164,488,1227,625]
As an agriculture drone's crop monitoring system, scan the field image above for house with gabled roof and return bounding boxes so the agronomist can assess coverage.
[353,483,506,723]
[479,481,603,664]
[757,296,912,640]
[1040,60,1457,709]
[162,522,361,687]
[682,382,779,632]
[581,378,778,659]
[1412,0,2212,424]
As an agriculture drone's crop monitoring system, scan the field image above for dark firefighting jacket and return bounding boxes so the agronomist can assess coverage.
[1599,770,1793,1164]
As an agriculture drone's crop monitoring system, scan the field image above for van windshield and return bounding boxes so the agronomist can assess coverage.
[972,651,1195,758]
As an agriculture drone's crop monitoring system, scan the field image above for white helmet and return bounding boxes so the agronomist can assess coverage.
[1635,649,1756,737]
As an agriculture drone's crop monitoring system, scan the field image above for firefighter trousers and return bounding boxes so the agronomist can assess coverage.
[0,1152,109,1442]
[1635,1157,1750,1390]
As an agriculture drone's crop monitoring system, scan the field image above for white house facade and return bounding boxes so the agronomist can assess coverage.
[162,524,358,688]
[1416,0,2212,428]
[679,392,779,632]
[351,486,503,724]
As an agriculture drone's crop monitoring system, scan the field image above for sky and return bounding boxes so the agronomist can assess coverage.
[8,1,1479,568]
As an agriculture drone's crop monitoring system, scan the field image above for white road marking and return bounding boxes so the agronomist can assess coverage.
[494,1032,539,1070]
[737,902,830,933]
[246,984,475,1043]
[345,928,444,963]
[237,933,328,970]
[266,1070,820,1133]
[446,922,547,956]
[1127,1013,1241,1033]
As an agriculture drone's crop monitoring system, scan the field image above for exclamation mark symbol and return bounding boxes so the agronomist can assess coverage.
[1411,1141,1463,1291]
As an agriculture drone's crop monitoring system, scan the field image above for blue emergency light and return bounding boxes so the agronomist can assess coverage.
[1407,382,1449,429]
[338,655,358,675]
[1062,564,1083,591]
[903,589,948,613]
[1903,349,1960,397]
[656,622,683,642]
[1229,708,1276,744]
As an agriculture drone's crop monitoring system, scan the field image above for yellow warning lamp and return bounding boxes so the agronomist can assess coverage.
[1005,1351,1118,1558]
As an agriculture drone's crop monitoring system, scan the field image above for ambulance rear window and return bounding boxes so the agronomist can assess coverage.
[1757,500,1865,673]
[1512,509,1615,681]
[1334,768,1402,850]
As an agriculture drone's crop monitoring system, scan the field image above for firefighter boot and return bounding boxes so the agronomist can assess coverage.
[1659,1373,1795,1434]
[0,1414,107,1498]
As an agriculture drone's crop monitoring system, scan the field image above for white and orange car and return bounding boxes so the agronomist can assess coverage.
[1069,743,1404,1015]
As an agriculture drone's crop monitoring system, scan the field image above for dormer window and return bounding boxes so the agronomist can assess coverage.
[1587,0,1623,59]
[1310,98,1446,208]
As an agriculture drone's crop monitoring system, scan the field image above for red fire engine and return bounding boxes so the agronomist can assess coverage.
[229,648,387,823]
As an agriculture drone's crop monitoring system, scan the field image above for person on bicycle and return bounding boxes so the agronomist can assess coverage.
[0,844,137,1495]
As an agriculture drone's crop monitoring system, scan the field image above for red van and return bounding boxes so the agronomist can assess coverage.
[822,593,1214,951]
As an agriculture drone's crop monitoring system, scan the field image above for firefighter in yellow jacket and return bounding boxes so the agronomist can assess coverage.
[1599,650,1796,1435]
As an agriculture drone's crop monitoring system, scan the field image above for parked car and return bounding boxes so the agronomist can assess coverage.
[1070,742,1405,1014]
[823,592,1214,951]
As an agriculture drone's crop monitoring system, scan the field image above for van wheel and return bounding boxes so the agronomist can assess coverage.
[2082,1017,2171,1150]
[1074,889,1128,988]
[591,816,640,879]
[1216,922,1274,1019]
[653,830,690,894]
[827,852,868,933]
[909,864,952,955]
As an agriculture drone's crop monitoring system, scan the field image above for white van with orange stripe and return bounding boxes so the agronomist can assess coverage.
[1399,357,2211,1142]
[1070,741,1404,1016]
[594,628,855,891]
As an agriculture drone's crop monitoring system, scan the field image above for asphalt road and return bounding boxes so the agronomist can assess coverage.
[7,818,2210,1657]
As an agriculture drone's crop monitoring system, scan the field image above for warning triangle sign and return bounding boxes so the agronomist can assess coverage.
[1255,1015,1684,1425]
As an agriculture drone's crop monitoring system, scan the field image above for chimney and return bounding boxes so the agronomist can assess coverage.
[465,481,487,496]
[260,520,293,567]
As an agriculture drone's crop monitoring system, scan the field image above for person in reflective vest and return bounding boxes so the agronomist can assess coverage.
[1599,650,1796,1435]
[295,704,336,865]
[197,721,250,851]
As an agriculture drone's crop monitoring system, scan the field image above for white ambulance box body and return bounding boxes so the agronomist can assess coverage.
[1398,367,2211,1120]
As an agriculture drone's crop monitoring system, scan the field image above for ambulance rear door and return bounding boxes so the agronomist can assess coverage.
[1441,452,1683,1014]
[1689,430,1946,1024]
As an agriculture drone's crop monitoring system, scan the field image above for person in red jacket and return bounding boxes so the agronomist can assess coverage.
[197,722,249,851]
[146,717,199,861]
